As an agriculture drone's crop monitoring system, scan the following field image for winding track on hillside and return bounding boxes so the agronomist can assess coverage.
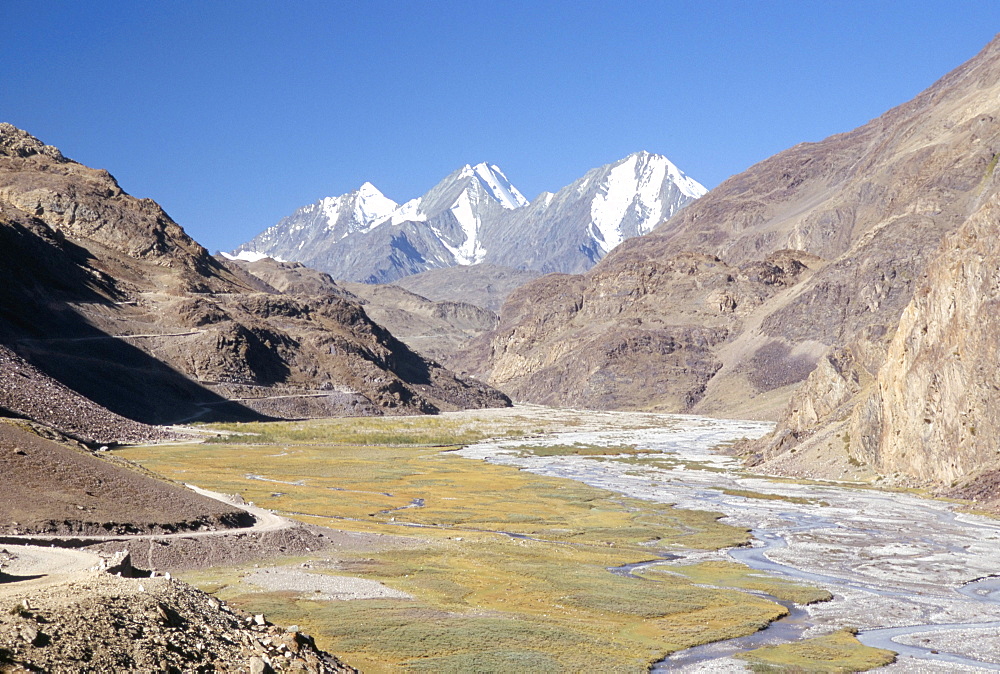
[0,485,291,597]
[14,331,206,344]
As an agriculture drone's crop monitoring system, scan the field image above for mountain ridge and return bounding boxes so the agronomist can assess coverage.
[0,122,510,439]
[232,151,705,283]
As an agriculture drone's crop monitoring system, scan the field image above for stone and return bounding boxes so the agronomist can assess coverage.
[20,625,38,643]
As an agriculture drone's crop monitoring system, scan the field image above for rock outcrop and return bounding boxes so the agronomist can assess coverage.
[0,573,355,672]
[859,189,1000,490]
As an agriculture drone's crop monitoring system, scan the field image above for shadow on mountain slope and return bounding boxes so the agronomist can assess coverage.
[0,213,267,426]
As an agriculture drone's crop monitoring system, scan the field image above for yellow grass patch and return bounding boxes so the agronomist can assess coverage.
[735,628,896,672]
[641,561,832,605]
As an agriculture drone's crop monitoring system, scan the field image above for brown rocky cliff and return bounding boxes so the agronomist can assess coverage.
[858,186,1000,488]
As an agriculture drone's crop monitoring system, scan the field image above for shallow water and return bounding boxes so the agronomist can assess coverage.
[457,415,1000,671]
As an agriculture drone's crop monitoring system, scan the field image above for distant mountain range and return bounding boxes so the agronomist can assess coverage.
[230,152,706,283]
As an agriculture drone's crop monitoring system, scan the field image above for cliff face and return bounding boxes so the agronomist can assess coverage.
[863,188,1000,486]
[478,36,1000,487]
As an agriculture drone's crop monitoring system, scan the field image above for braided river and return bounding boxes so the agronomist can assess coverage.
[457,414,1000,672]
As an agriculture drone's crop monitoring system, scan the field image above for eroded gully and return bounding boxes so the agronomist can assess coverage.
[456,415,1000,672]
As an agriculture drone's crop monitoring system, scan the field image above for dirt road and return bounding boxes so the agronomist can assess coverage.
[0,484,294,597]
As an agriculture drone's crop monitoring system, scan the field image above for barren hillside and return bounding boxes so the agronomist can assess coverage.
[473,36,1000,488]
[0,123,509,438]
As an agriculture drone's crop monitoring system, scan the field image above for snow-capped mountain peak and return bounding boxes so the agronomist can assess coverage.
[589,151,708,252]
[382,196,427,227]
[629,151,706,200]
[462,162,529,210]
[230,182,399,259]
[372,162,527,251]
[232,152,705,283]
[307,183,398,239]
[351,182,398,231]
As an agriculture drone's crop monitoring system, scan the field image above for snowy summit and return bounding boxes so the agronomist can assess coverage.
[232,152,706,283]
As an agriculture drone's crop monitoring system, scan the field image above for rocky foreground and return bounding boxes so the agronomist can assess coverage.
[0,571,355,673]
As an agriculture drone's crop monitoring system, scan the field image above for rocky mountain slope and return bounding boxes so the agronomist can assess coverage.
[224,257,497,367]
[339,282,498,366]
[472,36,1000,489]
[468,249,823,413]
[393,264,542,312]
[232,152,705,286]
[0,345,169,446]
[0,123,509,435]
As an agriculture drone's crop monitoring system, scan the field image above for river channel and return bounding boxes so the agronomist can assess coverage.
[456,414,1000,672]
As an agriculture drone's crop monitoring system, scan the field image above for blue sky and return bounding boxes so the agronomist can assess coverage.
[3,1,999,253]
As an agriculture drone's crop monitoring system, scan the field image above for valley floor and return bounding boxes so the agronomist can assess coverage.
[9,405,996,671]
